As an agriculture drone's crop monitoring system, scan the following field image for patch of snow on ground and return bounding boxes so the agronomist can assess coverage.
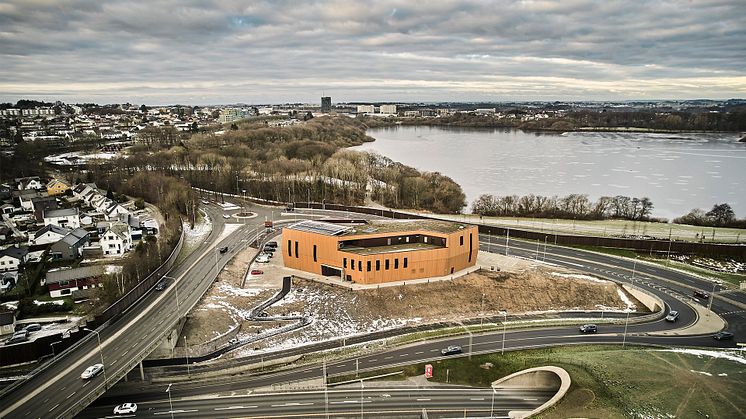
[217,223,241,242]
[551,272,609,283]
[617,289,636,310]
[218,202,241,210]
[661,348,746,366]
[2,301,18,310]
[718,373,728,376]
[104,265,122,275]
[34,300,64,306]
[183,217,212,245]
[689,370,713,376]
[216,283,262,298]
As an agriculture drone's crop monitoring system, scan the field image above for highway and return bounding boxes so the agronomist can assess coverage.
[1,203,743,418]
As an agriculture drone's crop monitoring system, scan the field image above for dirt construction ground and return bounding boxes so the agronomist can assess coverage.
[179,236,642,357]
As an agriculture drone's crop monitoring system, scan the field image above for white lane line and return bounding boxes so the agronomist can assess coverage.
[399,354,408,357]
[49,404,59,412]
[415,351,424,355]
[154,409,199,415]
[330,400,359,404]
[524,398,538,401]
[368,359,377,362]
[270,402,313,407]
[384,356,393,360]
[214,406,258,410]
[416,398,431,401]
[470,398,485,401]
[66,392,75,399]
[338,364,346,367]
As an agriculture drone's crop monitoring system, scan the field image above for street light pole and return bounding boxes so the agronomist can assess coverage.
[622,309,630,348]
[505,228,510,256]
[84,328,107,385]
[500,311,507,354]
[708,281,717,311]
[184,336,190,377]
[631,257,637,289]
[480,293,485,327]
[360,379,364,419]
[490,386,497,417]
[166,383,174,419]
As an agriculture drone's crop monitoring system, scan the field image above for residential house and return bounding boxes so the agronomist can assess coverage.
[0,183,12,200]
[1,271,18,293]
[15,177,44,191]
[28,224,70,246]
[120,214,143,241]
[0,203,15,215]
[49,228,89,261]
[43,207,80,229]
[0,310,16,336]
[0,226,11,241]
[43,265,104,298]
[0,246,28,272]
[72,183,98,202]
[100,222,131,256]
[17,190,40,211]
[32,196,59,222]
[46,179,70,196]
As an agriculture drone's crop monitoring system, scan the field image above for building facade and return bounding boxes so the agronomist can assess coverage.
[321,96,332,113]
[380,104,397,114]
[282,220,478,285]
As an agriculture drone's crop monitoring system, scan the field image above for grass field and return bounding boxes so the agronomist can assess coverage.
[332,345,746,418]
[430,213,746,243]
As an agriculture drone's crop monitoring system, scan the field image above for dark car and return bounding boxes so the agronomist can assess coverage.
[694,289,710,299]
[219,246,229,254]
[440,345,462,355]
[265,241,278,248]
[713,331,734,341]
[5,331,29,345]
[263,246,275,254]
[155,281,167,291]
[579,324,598,333]
[24,323,41,332]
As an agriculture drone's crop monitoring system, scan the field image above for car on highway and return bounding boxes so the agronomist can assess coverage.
[256,255,270,263]
[155,280,167,291]
[250,269,263,275]
[440,345,462,355]
[23,323,41,332]
[665,310,679,322]
[713,331,734,341]
[219,246,229,254]
[579,324,598,333]
[80,363,104,380]
[113,403,138,415]
[5,330,29,345]
[693,289,710,299]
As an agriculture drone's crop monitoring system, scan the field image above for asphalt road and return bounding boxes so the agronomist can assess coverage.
[79,387,555,418]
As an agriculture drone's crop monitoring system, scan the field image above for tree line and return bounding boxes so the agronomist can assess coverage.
[674,203,746,229]
[471,193,656,221]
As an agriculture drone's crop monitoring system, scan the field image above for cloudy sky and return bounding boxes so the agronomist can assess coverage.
[1,0,745,105]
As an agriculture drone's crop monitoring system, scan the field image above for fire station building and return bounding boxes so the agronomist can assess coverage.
[281,219,478,284]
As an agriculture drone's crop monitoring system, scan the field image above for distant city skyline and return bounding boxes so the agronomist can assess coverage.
[1,0,744,105]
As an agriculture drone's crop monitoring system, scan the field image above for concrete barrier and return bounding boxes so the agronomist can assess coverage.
[492,366,571,419]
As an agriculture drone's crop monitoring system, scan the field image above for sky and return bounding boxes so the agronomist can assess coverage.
[1,0,745,105]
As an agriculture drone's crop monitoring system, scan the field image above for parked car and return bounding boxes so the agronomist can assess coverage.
[285,205,294,212]
[256,255,270,263]
[201,199,209,204]
[113,403,138,415]
[219,246,229,254]
[579,324,598,333]
[694,289,710,299]
[713,331,734,341]
[250,269,263,275]
[265,241,278,248]
[260,252,273,259]
[222,214,231,219]
[80,363,104,380]
[5,330,29,345]
[440,345,462,355]
[263,246,275,253]
[24,323,41,332]
[155,281,167,291]
[665,311,679,322]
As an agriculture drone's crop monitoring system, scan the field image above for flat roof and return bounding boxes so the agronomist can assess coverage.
[340,219,469,236]
[341,242,442,256]
[287,220,352,236]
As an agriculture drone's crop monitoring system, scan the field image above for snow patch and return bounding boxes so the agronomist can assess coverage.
[660,348,746,366]
[689,370,713,376]
[617,289,636,310]
[550,272,609,283]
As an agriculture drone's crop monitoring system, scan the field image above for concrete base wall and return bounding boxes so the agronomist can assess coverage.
[623,284,663,312]
[146,317,187,359]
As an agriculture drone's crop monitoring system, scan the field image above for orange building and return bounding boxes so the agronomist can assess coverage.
[281,219,478,284]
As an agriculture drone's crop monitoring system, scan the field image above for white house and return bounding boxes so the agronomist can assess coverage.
[99,222,132,256]
[43,207,81,229]
[0,247,27,272]
[28,224,71,246]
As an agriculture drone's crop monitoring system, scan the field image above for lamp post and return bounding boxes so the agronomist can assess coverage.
[490,386,497,417]
[184,335,190,377]
[360,379,364,419]
[480,293,485,327]
[708,281,717,311]
[500,310,507,354]
[631,257,637,289]
[83,328,107,385]
[505,228,510,256]
[622,308,631,348]
[165,383,174,419]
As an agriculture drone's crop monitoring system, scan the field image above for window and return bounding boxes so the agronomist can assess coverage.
[313,245,317,262]
[358,261,362,271]
[385,259,390,270]
[367,261,371,271]
[288,240,292,257]
[460,235,464,245]
[295,241,299,258]
[343,258,347,268]
[376,260,380,271]
[394,258,399,269]
[404,258,408,268]
[350,259,355,270]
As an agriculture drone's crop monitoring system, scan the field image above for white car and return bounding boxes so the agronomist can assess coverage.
[256,255,270,263]
[113,403,138,414]
[222,214,231,219]
[80,363,104,379]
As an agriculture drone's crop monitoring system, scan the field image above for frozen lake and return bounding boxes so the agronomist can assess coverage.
[353,126,746,219]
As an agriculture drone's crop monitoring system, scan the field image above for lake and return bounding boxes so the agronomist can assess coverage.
[352,126,746,219]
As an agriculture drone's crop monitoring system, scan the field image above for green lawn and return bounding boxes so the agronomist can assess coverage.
[332,345,746,418]
[433,213,746,243]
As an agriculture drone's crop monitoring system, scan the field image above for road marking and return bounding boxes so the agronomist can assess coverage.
[416,398,431,401]
[415,351,424,354]
[49,404,59,411]
[399,354,408,357]
[331,400,359,404]
[384,356,393,360]
[82,381,89,387]
[271,402,313,407]
[470,398,485,401]
[368,359,377,362]
[524,398,538,401]
[154,409,199,415]
[214,406,258,410]
[66,391,75,399]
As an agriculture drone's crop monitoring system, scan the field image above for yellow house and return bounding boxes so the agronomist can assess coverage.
[282,219,479,285]
[47,179,70,196]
